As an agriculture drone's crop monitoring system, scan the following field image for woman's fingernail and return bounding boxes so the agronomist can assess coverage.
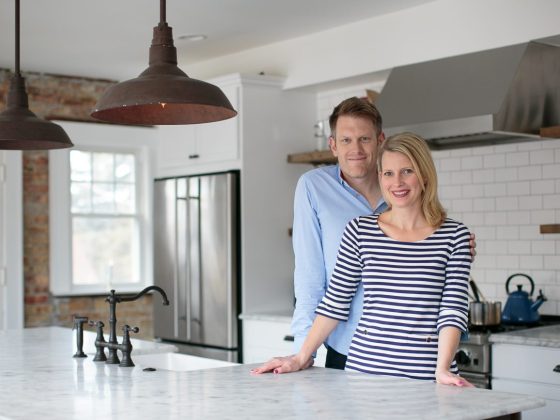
[273,369,279,374]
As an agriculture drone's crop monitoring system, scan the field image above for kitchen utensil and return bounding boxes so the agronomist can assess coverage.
[469,301,502,326]
[501,273,547,325]
[469,279,481,302]
[468,277,501,326]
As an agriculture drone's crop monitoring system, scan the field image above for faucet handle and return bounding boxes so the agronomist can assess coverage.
[89,320,104,328]
[123,325,140,335]
[72,315,88,358]
[72,315,88,330]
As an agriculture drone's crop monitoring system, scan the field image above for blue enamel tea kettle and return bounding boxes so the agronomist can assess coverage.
[501,273,547,325]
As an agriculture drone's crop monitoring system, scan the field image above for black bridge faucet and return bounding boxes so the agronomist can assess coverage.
[89,286,170,367]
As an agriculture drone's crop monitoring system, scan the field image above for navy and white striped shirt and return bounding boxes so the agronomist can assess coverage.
[316,213,471,381]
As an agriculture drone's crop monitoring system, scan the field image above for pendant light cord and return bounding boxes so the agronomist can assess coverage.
[15,0,20,76]
[160,0,166,24]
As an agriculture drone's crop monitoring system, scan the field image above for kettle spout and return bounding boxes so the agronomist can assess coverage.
[531,289,547,312]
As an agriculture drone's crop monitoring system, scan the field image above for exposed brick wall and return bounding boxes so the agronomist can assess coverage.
[1,69,154,339]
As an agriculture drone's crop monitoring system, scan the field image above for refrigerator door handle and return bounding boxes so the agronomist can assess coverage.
[176,183,191,341]
[226,175,235,345]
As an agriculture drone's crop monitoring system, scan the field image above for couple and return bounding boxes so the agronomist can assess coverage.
[253,97,474,387]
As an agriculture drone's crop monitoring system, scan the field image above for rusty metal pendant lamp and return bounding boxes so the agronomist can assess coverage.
[0,0,73,150]
[91,0,237,125]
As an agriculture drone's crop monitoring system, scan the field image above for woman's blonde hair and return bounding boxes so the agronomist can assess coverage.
[377,132,446,227]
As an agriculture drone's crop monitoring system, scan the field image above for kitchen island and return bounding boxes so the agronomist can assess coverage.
[0,327,544,419]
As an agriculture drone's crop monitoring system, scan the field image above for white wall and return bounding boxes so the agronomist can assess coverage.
[184,0,560,90]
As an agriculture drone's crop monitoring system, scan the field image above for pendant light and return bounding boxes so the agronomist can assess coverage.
[91,0,237,125]
[0,0,73,150]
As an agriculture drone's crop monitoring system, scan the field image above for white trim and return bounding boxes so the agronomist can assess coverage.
[4,151,23,329]
[49,121,156,296]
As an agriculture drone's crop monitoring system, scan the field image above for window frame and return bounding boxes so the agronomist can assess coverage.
[49,121,156,296]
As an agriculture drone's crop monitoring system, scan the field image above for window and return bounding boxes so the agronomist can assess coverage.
[50,122,155,295]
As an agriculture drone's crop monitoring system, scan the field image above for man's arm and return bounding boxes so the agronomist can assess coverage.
[290,175,327,354]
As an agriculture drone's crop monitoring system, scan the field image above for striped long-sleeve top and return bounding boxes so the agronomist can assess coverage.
[315,213,471,381]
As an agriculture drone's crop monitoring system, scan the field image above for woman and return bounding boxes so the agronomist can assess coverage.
[253,132,473,387]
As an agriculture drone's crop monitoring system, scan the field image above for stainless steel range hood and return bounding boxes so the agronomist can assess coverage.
[376,42,560,150]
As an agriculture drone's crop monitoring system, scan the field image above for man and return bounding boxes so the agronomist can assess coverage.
[291,97,387,369]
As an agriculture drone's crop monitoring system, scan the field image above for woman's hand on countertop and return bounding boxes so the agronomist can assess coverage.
[435,369,475,387]
[250,354,314,374]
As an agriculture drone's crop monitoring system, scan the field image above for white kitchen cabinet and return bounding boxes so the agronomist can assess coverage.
[156,83,240,177]
[492,343,560,420]
[243,318,326,367]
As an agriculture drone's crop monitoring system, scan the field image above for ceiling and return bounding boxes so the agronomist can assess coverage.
[0,0,433,82]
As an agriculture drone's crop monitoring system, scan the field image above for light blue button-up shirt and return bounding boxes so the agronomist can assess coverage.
[291,165,387,356]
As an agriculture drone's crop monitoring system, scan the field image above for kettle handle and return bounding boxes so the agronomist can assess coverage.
[505,273,534,296]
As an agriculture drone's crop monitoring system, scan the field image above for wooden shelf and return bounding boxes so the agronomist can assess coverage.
[540,224,560,234]
[540,125,560,138]
[287,149,336,165]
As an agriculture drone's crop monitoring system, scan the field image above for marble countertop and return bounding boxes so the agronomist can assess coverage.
[0,327,545,419]
[489,324,560,347]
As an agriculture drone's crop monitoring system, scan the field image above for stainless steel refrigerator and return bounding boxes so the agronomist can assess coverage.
[153,171,240,362]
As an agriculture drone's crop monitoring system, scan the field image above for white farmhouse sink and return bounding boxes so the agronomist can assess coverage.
[134,352,237,372]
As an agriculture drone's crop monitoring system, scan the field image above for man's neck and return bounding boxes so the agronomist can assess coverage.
[342,172,382,209]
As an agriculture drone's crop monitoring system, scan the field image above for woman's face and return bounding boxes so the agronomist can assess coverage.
[379,151,422,210]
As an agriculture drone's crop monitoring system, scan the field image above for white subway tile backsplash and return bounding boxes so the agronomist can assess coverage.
[472,169,495,184]
[473,145,495,156]
[495,144,519,153]
[451,171,473,185]
[543,194,560,209]
[506,211,531,225]
[518,166,542,181]
[544,255,560,269]
[496,255,520,269]
[506,152,529,167]
[531,241,556,255]
[450,149,472,157]
[441,158,462,171]
[450,199,473,212]
[543,163,560,179]
[507,241,531,255]
[461,212,486,226]
[518,196,543,210]
[462,184,485,198]
[519,225,542,239]
[486,240,510,255]
[520,255,543,269]
[474,198,495,212]
[517,142,542,151]
[530,209,555,224]
[439,185,463,199]
[484,212,509,226]
[530,150,555,165]
[496,226,519,240]
[472,226,496,240]
[461,156,483,170]
[531,180,555,195]
[507,182,530,196]
[495,197,518,211]
[484,154,506,168]
[484,183,507,197]
[494,168,517,182]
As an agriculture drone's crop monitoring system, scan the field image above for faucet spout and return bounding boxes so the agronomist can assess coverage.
[119,285,170,305]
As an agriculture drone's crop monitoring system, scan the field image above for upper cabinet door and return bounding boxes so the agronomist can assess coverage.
[155,83,240,178]
[195,84,240,165]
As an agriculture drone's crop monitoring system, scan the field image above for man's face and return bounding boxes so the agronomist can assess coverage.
[329,115,383,183]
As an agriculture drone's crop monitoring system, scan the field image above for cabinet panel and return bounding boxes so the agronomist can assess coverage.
[157,124,197,171]
[195,84,239,164]
[243,319,326,367]
[492,343,560,385]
